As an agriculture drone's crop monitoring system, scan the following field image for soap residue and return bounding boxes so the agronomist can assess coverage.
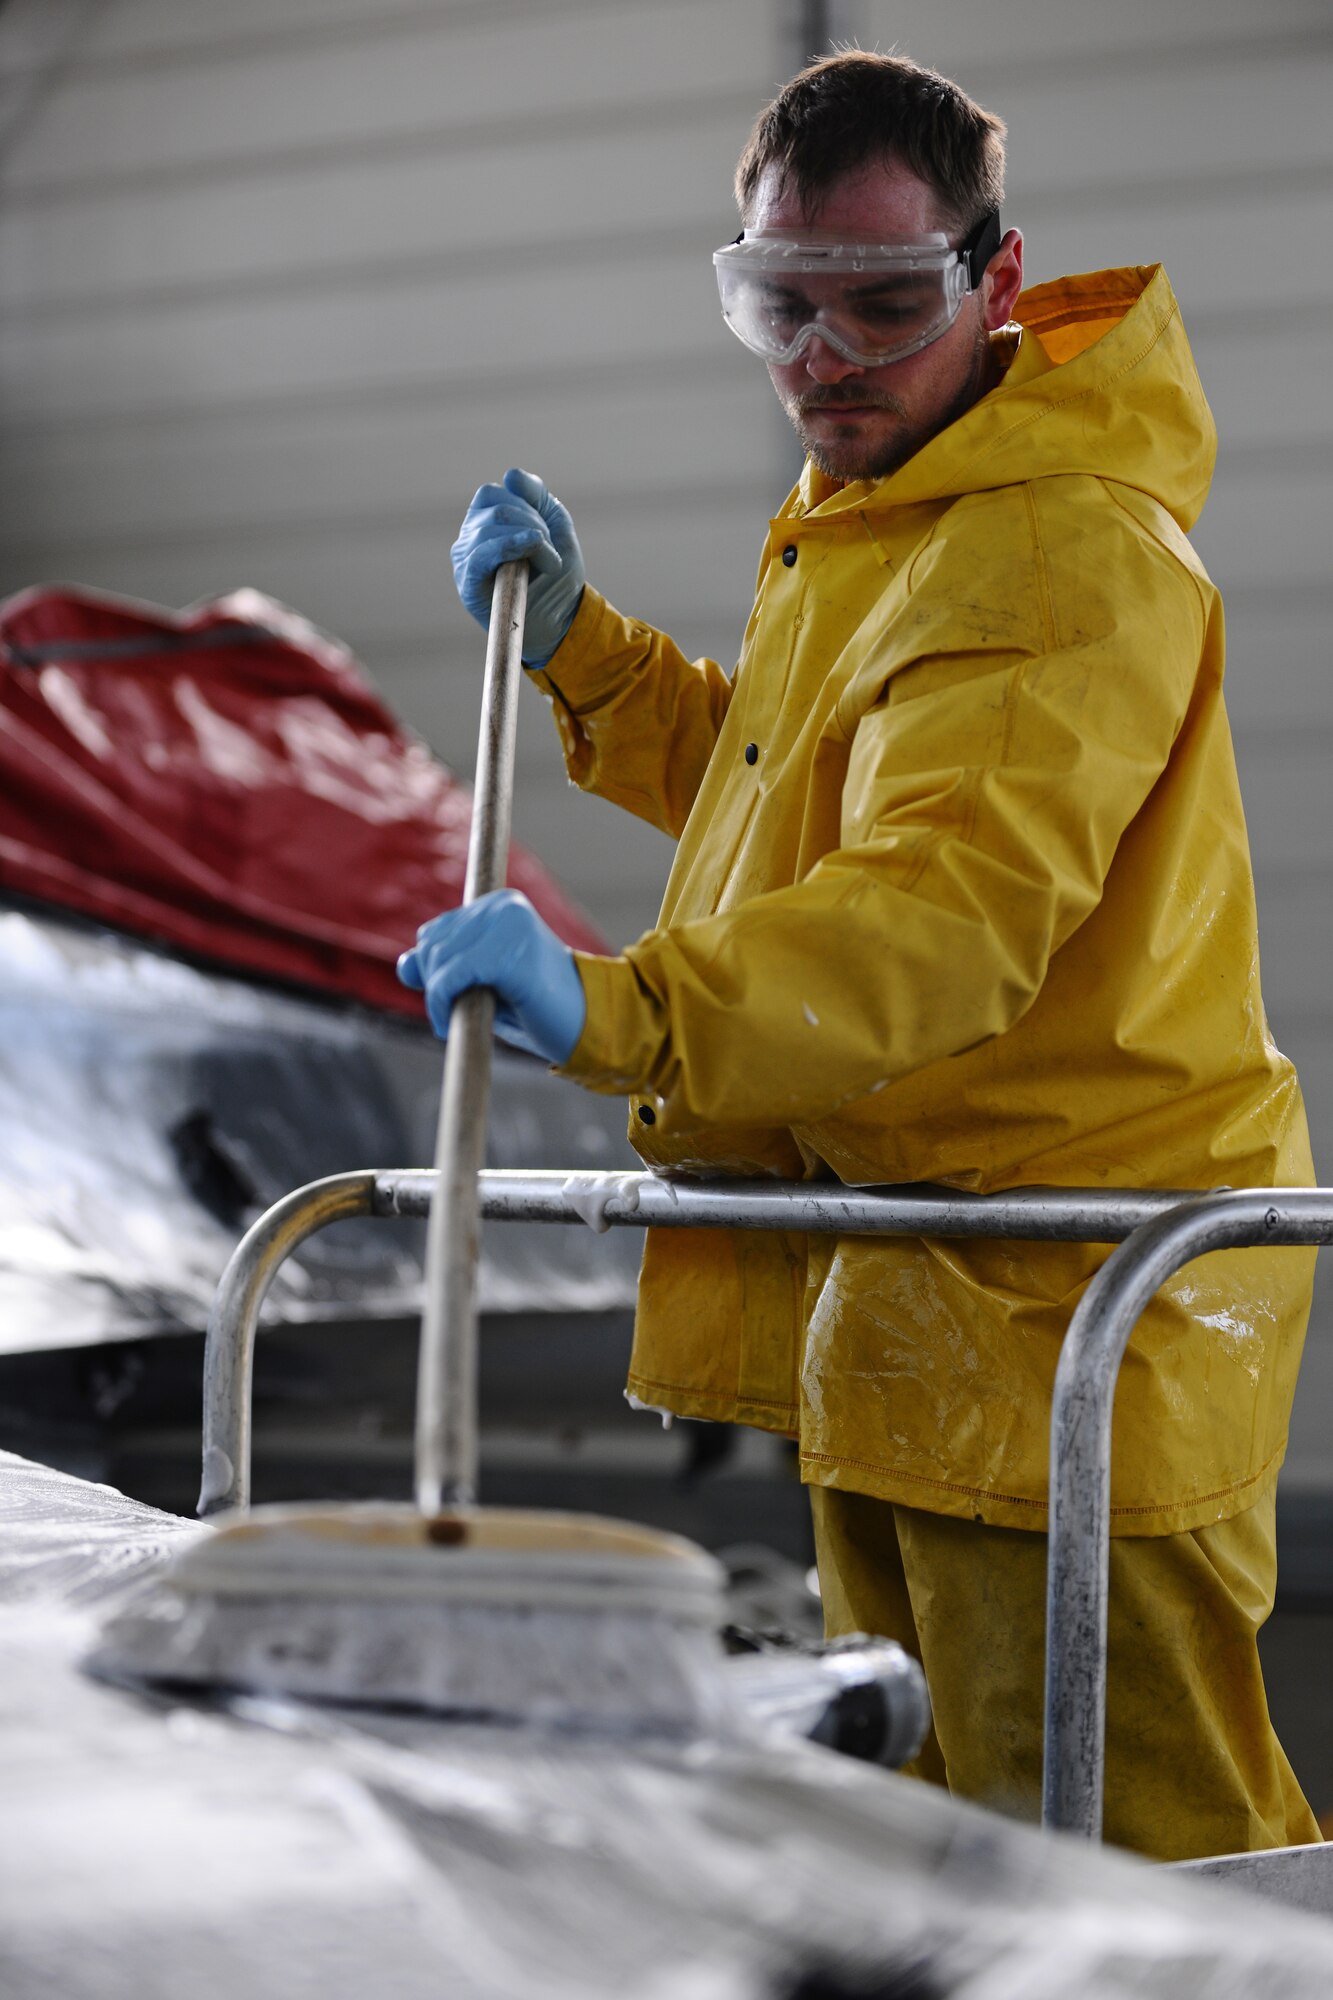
[198,1445,235,1512]
[625,1392,674,1431]
[561,1173,642,1234]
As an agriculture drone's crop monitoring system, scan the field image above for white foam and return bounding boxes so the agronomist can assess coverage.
[198,1446,235,1512]
[561,1172,642,1234]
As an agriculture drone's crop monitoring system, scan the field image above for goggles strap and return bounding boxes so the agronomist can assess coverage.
[960,208,1002,287]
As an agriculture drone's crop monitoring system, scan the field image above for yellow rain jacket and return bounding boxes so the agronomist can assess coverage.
[534,265,1315,1536]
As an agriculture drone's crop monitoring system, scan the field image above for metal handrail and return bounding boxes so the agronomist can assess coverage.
[1042,1187,1333,1840]
[196,1166,1328,1846]
[197,1171,380,1515]
[200,1170,1199,1516]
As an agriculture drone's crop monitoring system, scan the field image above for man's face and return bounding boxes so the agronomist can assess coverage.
[747,155,1022,482]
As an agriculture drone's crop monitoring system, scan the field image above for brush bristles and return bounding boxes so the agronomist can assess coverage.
[89,1504,736,1733]
[91,1590,737,1735]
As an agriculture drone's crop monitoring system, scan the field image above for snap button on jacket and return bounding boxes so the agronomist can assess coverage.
[532,266,1315,1536]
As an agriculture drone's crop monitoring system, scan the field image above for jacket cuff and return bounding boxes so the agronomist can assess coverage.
[526,587,644,713]
[559,950,668,1096]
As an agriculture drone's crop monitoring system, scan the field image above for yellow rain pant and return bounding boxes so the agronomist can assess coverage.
[810,1485,1320,1861]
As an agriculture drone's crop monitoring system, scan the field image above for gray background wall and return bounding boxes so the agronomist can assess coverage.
[3,0,1332,1474]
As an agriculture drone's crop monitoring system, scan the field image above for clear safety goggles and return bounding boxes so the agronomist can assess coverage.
[713,209,1001,368]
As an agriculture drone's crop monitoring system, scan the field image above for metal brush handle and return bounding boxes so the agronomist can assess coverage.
[414,558,529,1512]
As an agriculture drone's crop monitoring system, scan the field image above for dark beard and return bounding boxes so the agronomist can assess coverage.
[787,326,995,482]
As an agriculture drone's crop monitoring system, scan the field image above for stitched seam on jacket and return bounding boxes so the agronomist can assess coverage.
[1103,481,1212,630]
[890,488,1046,884]
[1023,483,1060,654]
[627,1372,797,1416]
[799,1441,1283,1517]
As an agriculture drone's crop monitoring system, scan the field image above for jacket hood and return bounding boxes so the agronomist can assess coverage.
[798,266,1217,533]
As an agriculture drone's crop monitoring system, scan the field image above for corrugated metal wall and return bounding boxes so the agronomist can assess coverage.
[3,0,1333,1465]
[0,0,793,951]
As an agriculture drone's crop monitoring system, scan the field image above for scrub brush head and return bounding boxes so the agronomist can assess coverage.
[89,1500,732,1735]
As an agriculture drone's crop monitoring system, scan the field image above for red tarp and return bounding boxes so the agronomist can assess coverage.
[0,585,607,1016]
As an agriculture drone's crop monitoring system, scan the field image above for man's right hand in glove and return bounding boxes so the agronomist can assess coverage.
[451,466,586,669]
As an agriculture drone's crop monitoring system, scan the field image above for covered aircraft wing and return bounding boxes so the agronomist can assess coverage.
[0,584,605,1017]
[0,903,640,1355]
[6,1450,1333,2000]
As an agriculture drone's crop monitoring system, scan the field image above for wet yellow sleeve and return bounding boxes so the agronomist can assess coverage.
[562,578,1204,1131]
[527,587,735,839]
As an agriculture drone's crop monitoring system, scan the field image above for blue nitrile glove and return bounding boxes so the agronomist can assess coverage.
[450,467,586,669]
[397,888,587,1065]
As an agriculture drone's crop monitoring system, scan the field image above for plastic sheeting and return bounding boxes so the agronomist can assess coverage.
[0,584,605,1016]
[5,1448,1333,2000]
[0,904,640,1354]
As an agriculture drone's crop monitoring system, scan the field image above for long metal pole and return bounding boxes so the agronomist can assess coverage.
[414,560,528,1514]
[1042,1186,1333,1840]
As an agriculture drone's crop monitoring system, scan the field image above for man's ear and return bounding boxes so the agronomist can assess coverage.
[982,229,1024,329]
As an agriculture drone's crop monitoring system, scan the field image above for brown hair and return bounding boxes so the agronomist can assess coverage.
[734,51,1006,235]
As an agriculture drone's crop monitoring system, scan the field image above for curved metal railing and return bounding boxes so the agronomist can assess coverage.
[1043,1187,1333,1839]
[196,1167,1333,1850]
[201,1170,1194,1516]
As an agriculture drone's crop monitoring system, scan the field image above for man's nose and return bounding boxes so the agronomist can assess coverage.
[801,331,866,384]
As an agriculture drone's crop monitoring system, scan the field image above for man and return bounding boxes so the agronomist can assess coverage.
[401,53,1319,1859]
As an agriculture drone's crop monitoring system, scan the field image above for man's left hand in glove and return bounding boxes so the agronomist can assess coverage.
[398,889,587,1066]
